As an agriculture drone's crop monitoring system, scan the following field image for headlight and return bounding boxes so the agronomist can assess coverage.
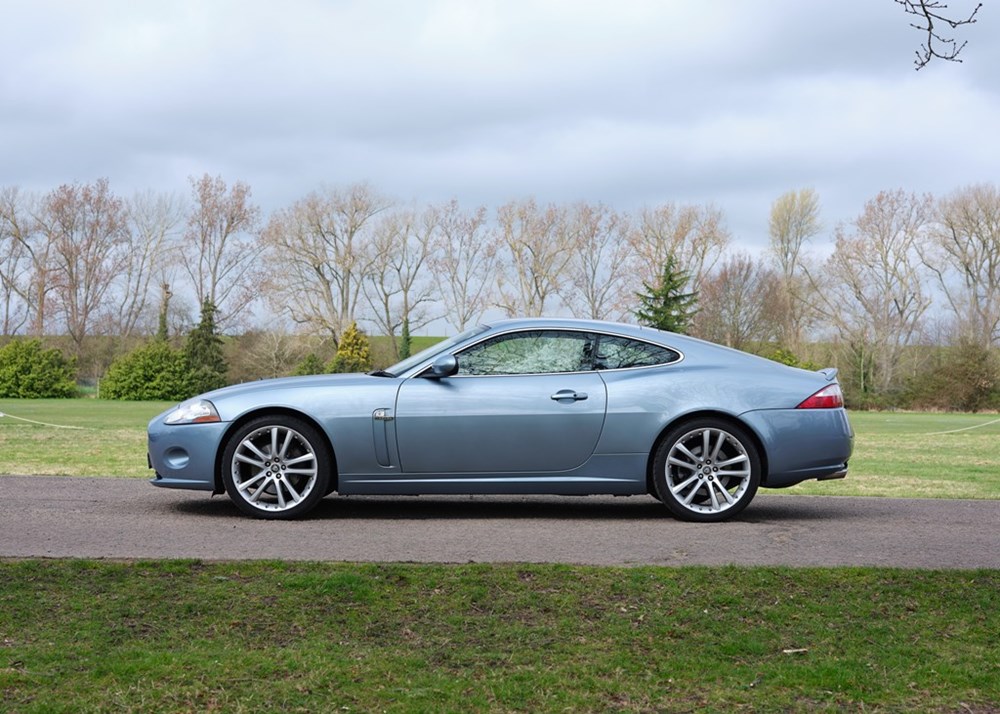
[164,399,221,425]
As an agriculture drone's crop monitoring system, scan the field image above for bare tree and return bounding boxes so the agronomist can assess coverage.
[815,190,934,394]
[693,253,781,351]
[0,231,28,335]
[430,199,495,332]
[627,203,730,296]
[561,202,632,320]
[0,187,33,335]
[922,183,1000,346]
[364,206,438,358]
[113,190,183,337]
[768,188,822,352]
[494,199,571,317]
[0,186,55,336]
[263,184,392,345]
[895,0,982,69]
[181,174,262,329]
[36,179,129,355]
[236,329,320,380]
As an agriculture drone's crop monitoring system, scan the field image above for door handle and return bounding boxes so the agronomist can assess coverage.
[550,390,588,402]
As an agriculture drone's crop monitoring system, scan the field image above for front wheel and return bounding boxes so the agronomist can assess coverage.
[652,419,761,522]
[221,415,331,519]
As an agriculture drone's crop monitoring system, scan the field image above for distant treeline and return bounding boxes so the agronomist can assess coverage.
[2,179,998,409]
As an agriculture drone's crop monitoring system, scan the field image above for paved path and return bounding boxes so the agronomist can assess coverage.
[1,475,998,568]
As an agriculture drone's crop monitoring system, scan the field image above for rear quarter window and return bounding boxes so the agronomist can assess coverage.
[595,335,680,370]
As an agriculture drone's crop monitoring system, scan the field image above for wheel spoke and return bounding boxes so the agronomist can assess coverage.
[248,477,271,502]
[709,431,726,462]
[717,454,748,469]
[718,466,750,478]
[235,453,266,468]
[672,475,705,505]
[241,440,269,462]
[278,429,294,460]
[284,453,316,467]
[707,480,721,510]
[280,478,303,504]
[674,443,700,464]
[667,455,697,471]
[236,470,267,492]
[670,474,700,497]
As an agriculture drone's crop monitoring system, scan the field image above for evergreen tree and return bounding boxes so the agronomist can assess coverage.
[292,353,326,376]
[327,321,373,373]
[399,317,412,360]
[156,283,172,342]
[184,300,228,394]
[633,255,698,334]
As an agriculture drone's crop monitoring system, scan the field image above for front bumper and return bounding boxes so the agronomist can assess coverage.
[147,419,230,491]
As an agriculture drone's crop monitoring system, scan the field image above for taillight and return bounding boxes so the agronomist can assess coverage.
[797,384,844,409]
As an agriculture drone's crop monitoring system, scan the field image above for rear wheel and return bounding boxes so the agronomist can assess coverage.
[652,419,761,522]
[221,415,330,519]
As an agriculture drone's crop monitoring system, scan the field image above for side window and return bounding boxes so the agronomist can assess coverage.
[594,335,680,370]
[458,331,595,376]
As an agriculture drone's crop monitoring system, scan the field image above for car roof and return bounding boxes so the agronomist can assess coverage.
[481,317,801,371]
[485,317,668,340]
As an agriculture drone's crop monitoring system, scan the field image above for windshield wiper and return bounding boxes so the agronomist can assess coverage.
[368,370,395,378]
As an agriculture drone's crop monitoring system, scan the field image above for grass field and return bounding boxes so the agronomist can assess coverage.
[1,399,998,499]
[1,560,997,713]
[0,399,173,478]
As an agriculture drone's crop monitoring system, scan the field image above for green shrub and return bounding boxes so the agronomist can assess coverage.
[101,341,192,401]
[764,346,821,371]
[904,341,1000,412]
[293,353,326,376]
[327,322,373,373]
[0,339,77,398]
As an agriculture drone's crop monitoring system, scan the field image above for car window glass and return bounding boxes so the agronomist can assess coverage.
[458,331,594,375]
[595,335,680,369]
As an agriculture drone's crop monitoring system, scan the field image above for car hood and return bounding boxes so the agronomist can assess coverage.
[198,373,386,403]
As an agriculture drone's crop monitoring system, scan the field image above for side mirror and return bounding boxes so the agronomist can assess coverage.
[426,354,459,379]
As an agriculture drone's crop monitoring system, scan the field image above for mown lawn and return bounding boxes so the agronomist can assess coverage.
[1,560,997,713]
[0,399,172,478]
[792,410,1000,499]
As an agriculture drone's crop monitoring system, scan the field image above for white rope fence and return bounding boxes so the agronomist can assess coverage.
[925,417,1000,435]
[0,411,87,430]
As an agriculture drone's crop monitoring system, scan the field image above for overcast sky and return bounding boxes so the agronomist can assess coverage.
[2,0,997,253]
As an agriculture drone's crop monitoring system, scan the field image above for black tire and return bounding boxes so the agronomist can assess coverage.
[221,415,331,519]
[652,418,761,522]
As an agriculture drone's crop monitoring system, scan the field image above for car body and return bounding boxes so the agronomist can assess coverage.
[148,318,853,521]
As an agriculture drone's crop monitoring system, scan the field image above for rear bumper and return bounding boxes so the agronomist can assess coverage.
[817,466,848,481]
[740,407,853,488]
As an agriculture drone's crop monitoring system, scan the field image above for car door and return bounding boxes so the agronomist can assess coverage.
[394,330,607,474]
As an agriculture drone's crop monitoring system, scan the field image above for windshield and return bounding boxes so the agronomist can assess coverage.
[383,324,490,376]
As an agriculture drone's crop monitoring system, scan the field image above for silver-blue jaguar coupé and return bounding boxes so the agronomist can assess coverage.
[148,318,853,522]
